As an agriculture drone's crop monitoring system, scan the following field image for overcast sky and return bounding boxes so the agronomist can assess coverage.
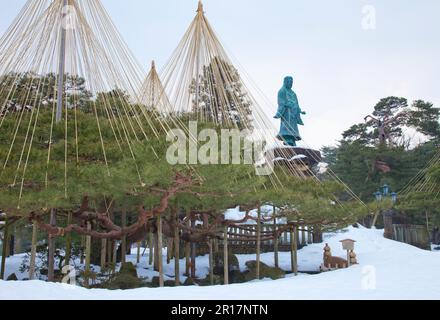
[0,0,439,149]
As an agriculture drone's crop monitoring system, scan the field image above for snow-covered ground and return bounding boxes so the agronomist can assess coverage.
[1,226,439,300]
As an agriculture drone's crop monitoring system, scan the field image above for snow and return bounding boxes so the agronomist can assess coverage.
[1,226,440,300]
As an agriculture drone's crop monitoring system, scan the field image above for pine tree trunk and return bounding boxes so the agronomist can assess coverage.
[47,209,57,282]
[157,215,164,287]
[0,221,9,280]
[29,222,38,280]
[64,212,72,267]
[223,226,229,285]
[256,206,261,280]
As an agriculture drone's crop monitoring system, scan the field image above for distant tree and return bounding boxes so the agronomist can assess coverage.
[406,100,440,140]
[190,57,253,129]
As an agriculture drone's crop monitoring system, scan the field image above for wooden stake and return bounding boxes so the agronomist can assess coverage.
[64,212,72,267]
[157,215,164,287]
[29,221,38,280]
[223,225,229,285]
[47,209,57,282]
[256,205,262,280]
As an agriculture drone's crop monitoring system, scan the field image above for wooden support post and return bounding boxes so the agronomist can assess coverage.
[167,238,173,265]
[307,225,313,244]
[274,222,279,268]
[136,241,141,265]
[157,215,164,287]
[301,226,306,246]
[101,239,107,269]
[112,240,117,272]
[174,217,180,286]
[256,205,261,280]
[64,212,72,267]
[190,215,196,279]
[185,209,191,276]
[154,232,160,271]
[0,221,9,280]
[47,209,57,282]
[121,208,127,263]
[85,222,92,287]
[223,226,229,285]
[29,221,38,280]
[80,235,85,265]
[291,226,298,276]
[149,232,154,266]
[209,239,214,285]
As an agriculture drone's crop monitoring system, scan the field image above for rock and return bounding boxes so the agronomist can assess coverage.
[151,276,179,287]
[244,261,285,281]
[183,277,197,286]
[229,270,246,284]
[6,273,18,281]
[119,262,138,278]
[106,273,143,290]
[212,252,240,275]
[197,274,223,286]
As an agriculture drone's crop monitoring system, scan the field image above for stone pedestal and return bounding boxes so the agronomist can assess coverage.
[269,146,322,176]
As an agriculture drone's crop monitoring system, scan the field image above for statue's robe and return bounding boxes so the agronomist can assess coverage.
[275,81,304,146]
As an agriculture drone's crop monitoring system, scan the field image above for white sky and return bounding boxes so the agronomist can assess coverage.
[0,0,439,149]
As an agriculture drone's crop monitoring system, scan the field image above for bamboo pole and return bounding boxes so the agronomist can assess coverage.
[85,222,92,287]
[47,209,57,282]
[223,226,229,285]
[256,205,261,280]
[174,215,180,286]
[158,215,164,287]
[29,221,38,280]
[0,221,9,280]
[64,212,72,267]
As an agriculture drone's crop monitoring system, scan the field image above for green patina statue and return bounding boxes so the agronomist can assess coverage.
[274,76,306,146]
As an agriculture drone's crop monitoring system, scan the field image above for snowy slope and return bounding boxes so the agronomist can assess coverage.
[1,226,439,300]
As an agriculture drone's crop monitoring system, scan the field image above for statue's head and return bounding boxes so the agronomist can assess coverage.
[283,76,293,90]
